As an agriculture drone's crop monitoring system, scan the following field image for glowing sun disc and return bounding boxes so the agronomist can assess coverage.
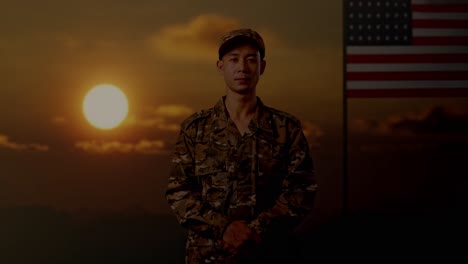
[83,84,129,129]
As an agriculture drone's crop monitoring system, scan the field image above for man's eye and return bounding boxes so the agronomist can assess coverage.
[230,58,238,62]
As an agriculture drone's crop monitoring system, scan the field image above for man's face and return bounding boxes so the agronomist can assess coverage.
[217,44,266,96]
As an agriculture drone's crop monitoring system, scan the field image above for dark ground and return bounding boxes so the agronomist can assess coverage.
[1,206,468,263]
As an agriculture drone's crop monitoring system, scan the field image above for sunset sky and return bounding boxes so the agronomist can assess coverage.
[1,0,467,226]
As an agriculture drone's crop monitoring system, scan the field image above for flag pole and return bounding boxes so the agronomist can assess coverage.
[342,0,349,218]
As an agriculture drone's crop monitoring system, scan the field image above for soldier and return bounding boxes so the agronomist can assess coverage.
[165,28,317,263]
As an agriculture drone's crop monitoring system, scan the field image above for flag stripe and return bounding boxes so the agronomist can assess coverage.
[348,80,468,89]
[412,4,468,12]
[347,88,468,98]
[412,0,468,4]
[413,12,468,20]
[347,54,468,63]
[347,71,468,80]
[347,63,468,72]
[413,36,468,45]
[347,46,468,54]
[414,28,468,36]
[413,19,468,28]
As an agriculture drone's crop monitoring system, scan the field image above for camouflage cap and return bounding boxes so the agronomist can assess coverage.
[218,28,265,60]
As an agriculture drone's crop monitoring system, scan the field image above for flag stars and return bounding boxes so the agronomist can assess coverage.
[346,0,412,45]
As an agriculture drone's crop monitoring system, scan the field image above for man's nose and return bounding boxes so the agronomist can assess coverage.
[238,59,249,72]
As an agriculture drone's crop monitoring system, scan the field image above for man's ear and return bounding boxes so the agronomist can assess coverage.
[216,60,224,75]
[260,60,266,75]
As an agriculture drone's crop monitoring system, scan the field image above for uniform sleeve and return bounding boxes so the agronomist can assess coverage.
[248,123,318,236]
[165,126,230,239]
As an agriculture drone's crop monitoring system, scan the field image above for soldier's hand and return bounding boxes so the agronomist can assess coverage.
[222,220,259,253]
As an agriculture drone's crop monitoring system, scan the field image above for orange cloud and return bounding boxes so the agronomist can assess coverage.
[0,134,49,152]
[75,139,166,154]
[302,121,324,148]
[150,14,241,62]
[351,105,468,136]
[51,116,66,124]
[149,13,286,63]
[351,118,382,133]
[125,115,166,128]
[123,104,192,131]
[151,104,194,118]
[125,115,180,131]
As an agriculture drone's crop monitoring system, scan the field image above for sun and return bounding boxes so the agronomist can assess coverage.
[83,84,129,130]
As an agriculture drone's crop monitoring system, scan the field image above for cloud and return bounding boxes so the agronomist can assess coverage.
[123,104,193,131]
[150,104,194,118]
[125,116,180,131]
[351,105,468,136]
[149,14,285,62]
[149,14,241,62]
[51,116,66,124]
[359,143,418,152]
[351,118,380,133]
[0,134,49,152]
[302,121,324,147]
[50,103,191,132]
[75,139,167,154]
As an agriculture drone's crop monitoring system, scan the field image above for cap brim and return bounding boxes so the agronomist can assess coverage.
[218,36,264,60]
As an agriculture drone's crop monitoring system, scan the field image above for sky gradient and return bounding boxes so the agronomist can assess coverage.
[1,0,468,233]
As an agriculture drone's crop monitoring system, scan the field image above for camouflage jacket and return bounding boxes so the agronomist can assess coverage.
[166,97,317,263]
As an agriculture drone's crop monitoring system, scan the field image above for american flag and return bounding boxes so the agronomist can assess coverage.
[345,0,468,97]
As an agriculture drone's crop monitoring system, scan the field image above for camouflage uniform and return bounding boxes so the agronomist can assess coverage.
[166,97,317,263]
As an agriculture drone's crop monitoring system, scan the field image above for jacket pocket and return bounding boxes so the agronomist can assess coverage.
[195,164,229,210]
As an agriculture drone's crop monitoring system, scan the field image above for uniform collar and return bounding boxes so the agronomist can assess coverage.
[212,96,274,135]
